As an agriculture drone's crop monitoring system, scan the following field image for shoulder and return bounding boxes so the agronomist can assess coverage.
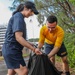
[40,24,48,32]
[56,25,64,32]
[56,25,64,35]
[40,24,48,35]
[13,12,25,23]
[13,12,24,19]
[41,24,47,30]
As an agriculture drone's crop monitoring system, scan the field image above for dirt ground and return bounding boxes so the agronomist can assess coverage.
[55,61,75,75]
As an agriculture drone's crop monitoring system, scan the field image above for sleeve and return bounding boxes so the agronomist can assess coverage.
[54,29,64,48]
[12,16,24,33]
[39,27,45,44]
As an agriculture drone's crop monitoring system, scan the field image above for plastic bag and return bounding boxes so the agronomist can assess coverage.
[28,53,61,75]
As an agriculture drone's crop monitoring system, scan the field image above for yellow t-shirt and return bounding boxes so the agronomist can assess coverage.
[39,25,64,48]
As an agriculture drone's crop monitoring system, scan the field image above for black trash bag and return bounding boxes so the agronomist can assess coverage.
[28,53,61,75]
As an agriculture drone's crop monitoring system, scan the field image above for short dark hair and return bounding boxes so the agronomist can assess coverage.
[12,1,39,15]
[47,15,57,23]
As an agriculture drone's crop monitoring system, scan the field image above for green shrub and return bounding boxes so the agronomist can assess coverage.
[64,32,75,68]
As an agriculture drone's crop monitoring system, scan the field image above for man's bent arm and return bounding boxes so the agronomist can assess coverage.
[48,47,59,58]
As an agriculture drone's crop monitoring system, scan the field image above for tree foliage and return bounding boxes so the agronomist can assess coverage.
[10,0,75,32]
[64,32,75,68]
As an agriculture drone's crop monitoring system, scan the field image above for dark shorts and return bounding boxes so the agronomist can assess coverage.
[2,44,26,69]
[44,43,68,57]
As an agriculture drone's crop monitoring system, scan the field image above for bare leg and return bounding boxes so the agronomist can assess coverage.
[7,69,16,75]
[14,64,28,75]
[61,56,69,72]
[61,56,70,75]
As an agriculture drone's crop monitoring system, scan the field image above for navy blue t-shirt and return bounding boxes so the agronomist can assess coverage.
[3,12,26,54]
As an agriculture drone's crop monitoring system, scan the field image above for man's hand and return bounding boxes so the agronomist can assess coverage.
[35,48,42,55]
[48,53,51,58]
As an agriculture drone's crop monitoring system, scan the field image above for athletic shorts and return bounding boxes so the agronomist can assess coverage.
[2,44,26,69]
[44,42,68,57]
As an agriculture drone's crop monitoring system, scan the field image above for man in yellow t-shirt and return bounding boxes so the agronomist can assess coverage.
[35,15,70,75]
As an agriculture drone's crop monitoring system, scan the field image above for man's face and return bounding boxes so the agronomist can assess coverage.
[46,21,57,32]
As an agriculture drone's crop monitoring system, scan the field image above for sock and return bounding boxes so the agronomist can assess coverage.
[65,71,70,75]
